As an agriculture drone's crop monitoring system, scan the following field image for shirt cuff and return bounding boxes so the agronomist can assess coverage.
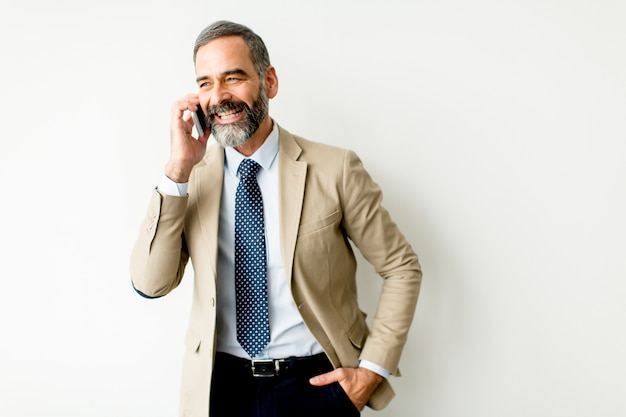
[358,359,391,379]
[158,175,188,196]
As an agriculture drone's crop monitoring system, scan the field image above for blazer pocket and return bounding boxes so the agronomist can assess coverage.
[347,313,369,349]
[298,210,341,236]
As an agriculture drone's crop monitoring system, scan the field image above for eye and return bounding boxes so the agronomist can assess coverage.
[199,80,213,89]
[225,77,241,84]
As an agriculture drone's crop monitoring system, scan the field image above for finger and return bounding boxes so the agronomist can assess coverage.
[183,94,200,112]
[309,369,342,386]
[171,98,198,137]
[172,94,200,118]
[182,114,195,131]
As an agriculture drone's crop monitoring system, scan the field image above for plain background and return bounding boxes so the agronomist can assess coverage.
[1,1,625,416]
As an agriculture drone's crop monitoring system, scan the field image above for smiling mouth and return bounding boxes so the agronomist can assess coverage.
[210,102,245,122]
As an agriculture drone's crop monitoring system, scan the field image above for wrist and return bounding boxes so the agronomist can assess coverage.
[165,161,192,183]
[358,367,384,385]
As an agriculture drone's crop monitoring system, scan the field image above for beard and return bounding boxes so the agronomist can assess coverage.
[206,85,269,148]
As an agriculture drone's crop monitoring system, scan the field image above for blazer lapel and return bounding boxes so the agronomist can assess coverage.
[277,126,307,282]
[192,142,225,277]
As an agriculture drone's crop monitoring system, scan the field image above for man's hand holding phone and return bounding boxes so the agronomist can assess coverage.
[165,94,211,183]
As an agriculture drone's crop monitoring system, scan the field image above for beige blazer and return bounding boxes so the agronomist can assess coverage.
[130,125,421,417]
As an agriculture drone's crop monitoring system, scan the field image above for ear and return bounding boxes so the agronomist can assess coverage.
[264,65,279,99]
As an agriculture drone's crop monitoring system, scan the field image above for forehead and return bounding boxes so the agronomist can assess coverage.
[195,36,255,75]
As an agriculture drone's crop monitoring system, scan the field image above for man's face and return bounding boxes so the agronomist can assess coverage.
[195,36,269,147]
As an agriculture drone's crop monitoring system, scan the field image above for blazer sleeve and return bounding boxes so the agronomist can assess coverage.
[340,150,422,374]
[129,188,190,298]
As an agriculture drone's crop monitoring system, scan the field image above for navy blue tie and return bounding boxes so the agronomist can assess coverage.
[234,159,270,358]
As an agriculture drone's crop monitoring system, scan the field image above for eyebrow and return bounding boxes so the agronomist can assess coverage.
[196,68,251,83]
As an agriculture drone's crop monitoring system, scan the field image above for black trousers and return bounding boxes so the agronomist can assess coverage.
[209,352,360,417]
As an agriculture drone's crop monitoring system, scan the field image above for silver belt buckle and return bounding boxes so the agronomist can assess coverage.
[251,359,280,377]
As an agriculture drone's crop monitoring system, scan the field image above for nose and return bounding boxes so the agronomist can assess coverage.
[208,82,232,106]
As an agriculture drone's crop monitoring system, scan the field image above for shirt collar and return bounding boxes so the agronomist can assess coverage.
[224,121,279,177]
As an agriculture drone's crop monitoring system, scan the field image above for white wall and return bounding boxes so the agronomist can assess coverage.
[1,1,625,416]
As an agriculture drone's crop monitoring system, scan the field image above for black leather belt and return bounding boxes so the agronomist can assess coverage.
[215,352,331,378]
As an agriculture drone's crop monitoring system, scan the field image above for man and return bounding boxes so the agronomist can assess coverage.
[130,20,421,417]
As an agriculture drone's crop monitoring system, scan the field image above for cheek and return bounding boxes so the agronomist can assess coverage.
[234,89,255,107]
[197,92,210,110]
[240,83,262,104]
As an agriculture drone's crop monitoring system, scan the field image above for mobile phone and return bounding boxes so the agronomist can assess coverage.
[191,104,207,137]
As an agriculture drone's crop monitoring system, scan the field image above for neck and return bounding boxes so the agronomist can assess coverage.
[234,116,273,157]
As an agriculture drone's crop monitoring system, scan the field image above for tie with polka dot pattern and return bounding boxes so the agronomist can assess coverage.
[235,159,270,358]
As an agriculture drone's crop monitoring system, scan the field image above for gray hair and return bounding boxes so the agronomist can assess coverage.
[193,20,271,77]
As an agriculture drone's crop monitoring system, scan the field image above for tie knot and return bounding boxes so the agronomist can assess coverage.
[238,159,261,180]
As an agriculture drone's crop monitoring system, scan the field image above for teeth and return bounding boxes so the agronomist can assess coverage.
[217,109,241,119]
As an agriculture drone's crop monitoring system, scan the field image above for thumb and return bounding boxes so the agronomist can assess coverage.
[309,369,341,386]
